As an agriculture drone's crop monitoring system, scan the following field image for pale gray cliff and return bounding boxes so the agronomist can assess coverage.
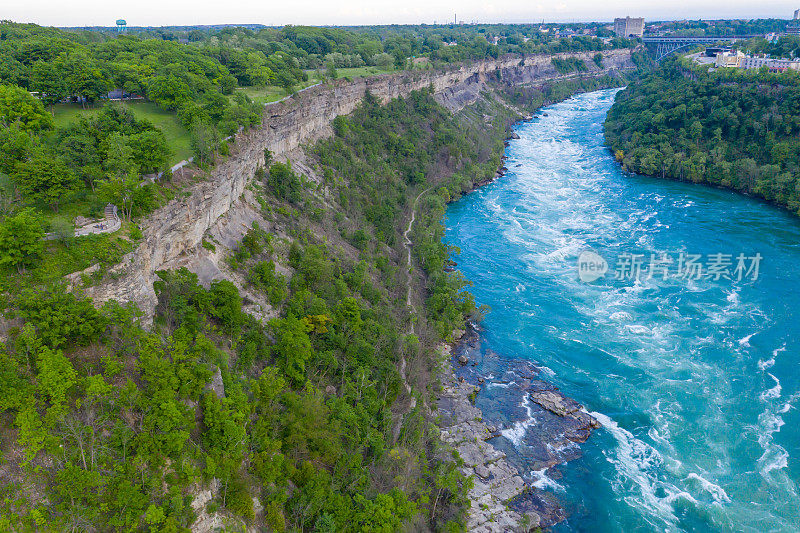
[86,49,635,317]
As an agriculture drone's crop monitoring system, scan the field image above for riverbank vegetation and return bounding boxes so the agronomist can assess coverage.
[605,56,800,215]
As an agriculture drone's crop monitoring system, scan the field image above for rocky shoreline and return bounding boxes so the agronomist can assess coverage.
[436,334,533,532]
[437,326,600,530]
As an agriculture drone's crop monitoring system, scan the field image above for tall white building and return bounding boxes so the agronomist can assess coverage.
[613,17,645,38]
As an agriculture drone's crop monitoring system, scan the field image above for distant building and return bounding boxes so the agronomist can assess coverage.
[711,53,800,72]
[715,50,744,68]
[739,55,800,71]
[788,11,800,35]
[613,17,645,38]
[116,19,127,33]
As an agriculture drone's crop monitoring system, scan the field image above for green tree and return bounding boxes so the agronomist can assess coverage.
[276,71,296,95]
[15,403,48,465]
[0,84,53,131]
[13,151,79,211]
[325,62,338,80]
[96,173,139,221]
[207,279,244,333]
[266,162,303,203]
[0,351,32,411]
[16,288,107,348]
[246,65,276,86]
[31,61,68,110]
[0,208,44,271]
[351,489,417,532]
[190,122,220,166]
[103,133,139,177]
[249,260,287,305]
[128,130,171,173]
[271,314,314,385]
[36,345,77,414]
[56,52,111,108]
[0,121,35,174]
[146,74,193,110]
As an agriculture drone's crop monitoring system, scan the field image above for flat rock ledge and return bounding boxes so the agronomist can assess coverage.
[436,342,538,532]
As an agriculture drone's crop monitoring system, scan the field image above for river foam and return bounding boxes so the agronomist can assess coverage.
[445,89,800,531]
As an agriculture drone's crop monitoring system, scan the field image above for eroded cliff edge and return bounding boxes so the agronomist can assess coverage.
[86,49,635,318]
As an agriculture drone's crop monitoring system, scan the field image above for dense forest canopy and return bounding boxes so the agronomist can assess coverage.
[605,57,800,214]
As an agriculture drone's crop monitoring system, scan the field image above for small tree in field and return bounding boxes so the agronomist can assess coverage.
[96,174,139,222]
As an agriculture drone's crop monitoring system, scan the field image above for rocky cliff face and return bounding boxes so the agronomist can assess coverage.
[87,49,635,317]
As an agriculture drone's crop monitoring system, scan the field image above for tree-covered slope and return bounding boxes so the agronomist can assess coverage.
[0,88,520,531]
[604,58,800,215]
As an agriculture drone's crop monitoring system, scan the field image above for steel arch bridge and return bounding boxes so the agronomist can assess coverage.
[642,36,758,61]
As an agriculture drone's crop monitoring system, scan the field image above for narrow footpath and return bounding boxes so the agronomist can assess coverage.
[399,186,432,392]
[392,186,433,442]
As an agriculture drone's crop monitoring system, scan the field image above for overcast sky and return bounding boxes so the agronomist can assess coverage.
[4,0,799,27]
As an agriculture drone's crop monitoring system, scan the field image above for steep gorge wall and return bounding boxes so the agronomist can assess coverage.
[87,49,635,316]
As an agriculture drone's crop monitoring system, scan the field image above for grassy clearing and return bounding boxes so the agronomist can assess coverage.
[326,66,395,78]
[52,101,192,165]
[233,78,321,105]
[233,86,292,105]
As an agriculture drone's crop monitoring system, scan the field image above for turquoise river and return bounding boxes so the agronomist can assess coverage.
[444,88,800,532]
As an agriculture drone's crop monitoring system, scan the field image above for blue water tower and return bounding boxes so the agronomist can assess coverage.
[116,19,127,33]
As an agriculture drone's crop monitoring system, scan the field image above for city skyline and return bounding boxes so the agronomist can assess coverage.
[4,0,800,28]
